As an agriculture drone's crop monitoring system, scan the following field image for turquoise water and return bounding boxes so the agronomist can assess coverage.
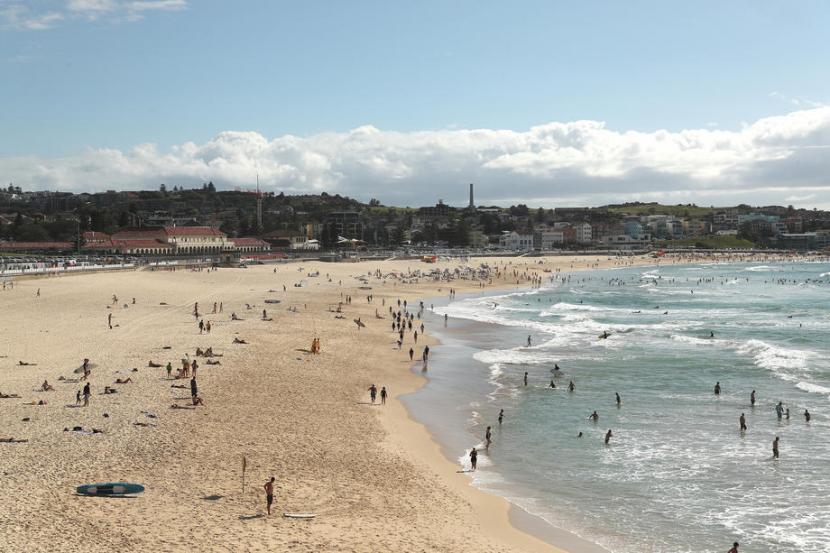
[415,261,830,553]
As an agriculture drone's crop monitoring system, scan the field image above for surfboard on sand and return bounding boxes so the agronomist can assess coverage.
[76,483,145,496]
[283,513,316,519]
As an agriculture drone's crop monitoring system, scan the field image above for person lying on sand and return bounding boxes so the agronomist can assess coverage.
[0,392,21,398]
[148,361,162,368]
[233,337,247,344]
[192,395,204,406]
[103,386,117,394]
[18,361,36,366]
[170,384,187,389]
[24,400,47,405]
[114,378,132,384]
[204,348,220,357]
[231,313,242,321]
[205,359,221,365]
[0,437,28,443]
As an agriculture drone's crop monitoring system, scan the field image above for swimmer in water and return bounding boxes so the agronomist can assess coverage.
[750,390,756,407]
[714,381,721,396]
[604,429,612,444]
[588,411,599,422]
[523,372,528,386]
[498,409,504,425]
[615,392,621,406]
[568,380,575,392]
[549,380,556,389]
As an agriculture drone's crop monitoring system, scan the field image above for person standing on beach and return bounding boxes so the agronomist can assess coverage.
[605,429,613,444]
[190,376,198,399]
[739,413,747,432]
[368,384,377,404]
[469,448,478,470]
[166,362,172,379]
[82,382,91,407]
[198,319,204,334]
[380,386,387,405]
[264,477,275,515]
[409,347,414,361]
[772,436,780,459]
[498,409,504,425]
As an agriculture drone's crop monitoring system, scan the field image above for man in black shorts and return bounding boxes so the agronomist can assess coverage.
[264,477,275,515]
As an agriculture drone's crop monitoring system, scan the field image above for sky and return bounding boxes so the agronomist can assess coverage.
[1,0,829,208]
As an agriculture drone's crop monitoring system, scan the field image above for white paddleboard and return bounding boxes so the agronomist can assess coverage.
[283,513,316,519]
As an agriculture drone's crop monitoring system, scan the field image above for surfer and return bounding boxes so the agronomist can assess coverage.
[264,477,275,515]
[772,436,780,459]
[714,382,721,396]
[709,331,714,338]
[599,331,610,339]
[469,447,478,470]
[739,413,747,432]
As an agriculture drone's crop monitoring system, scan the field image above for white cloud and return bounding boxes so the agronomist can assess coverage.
[2,107,830,208]
[0,0,186,29]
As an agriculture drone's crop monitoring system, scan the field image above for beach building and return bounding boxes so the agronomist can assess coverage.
[499,231,534,250]
[229,237,271,253]
[163,226,229,254]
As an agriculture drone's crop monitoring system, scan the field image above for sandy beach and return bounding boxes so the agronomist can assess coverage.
[0,252,801,552]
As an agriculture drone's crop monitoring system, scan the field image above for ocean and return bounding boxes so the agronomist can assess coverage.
[405,261,830,553]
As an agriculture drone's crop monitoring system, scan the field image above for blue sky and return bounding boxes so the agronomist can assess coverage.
[1,1,829,207]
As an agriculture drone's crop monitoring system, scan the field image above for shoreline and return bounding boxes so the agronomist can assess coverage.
[0,252,822,552]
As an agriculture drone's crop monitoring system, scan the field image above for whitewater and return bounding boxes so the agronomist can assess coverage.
[407,261,830,553]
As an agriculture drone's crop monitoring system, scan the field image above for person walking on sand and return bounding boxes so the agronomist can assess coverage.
[772,436,780,459]
[82,382,91,407]
[198,319,204,334]
[368,384,377,404]
[264,477,275,515]
[409,347,414,361]
[166,362,172,379]
[469,447,478,470]
[380,386,387,405]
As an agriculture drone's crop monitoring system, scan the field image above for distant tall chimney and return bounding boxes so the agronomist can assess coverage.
[469,183,474,209]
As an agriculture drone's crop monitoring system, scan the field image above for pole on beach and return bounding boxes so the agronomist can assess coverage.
[241,455,247,495]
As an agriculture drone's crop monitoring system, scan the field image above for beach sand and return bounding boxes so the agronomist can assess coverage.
[0,253,775,552]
